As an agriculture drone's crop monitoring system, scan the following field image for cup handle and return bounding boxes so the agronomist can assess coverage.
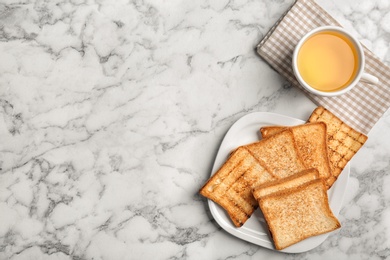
[361,73,379,85]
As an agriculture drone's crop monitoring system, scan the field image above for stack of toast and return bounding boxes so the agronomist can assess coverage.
[200,130,305,227]
[253,169,340,250]
[199,106,367,250]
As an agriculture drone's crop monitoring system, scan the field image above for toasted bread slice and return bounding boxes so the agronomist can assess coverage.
[260,123,332,184]
[308,106,368,187]
[258,179,341,250]
[245,129,307,179]
[199,147,275,227]
[252,168,319,200]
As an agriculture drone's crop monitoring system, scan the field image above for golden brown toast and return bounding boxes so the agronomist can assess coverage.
[252,168,319,200]
[245,129,307,179]
[258,179,341,250]
[260,123,332,185]
[200,129,308,227]
[308,106,368,187]
[199,146,275,227]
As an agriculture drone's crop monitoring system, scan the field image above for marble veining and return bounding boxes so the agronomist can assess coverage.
[0,0,389,259]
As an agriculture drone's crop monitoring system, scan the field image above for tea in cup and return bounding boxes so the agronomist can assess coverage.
[292,26,378,97]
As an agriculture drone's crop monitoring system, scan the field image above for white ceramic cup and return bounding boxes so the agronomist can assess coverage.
[292,26,378,97]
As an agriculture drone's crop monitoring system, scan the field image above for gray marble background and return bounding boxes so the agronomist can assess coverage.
[0,0,389,259]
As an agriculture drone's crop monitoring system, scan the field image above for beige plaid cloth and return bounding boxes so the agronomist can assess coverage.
[257,0,390,134]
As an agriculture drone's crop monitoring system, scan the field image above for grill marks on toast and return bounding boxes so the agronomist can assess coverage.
[200,147,276,227]
[200,130,307,227]
[210,148,258,222]
[308,107,368,187]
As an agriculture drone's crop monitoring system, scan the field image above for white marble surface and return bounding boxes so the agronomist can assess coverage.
[0,0,389,259]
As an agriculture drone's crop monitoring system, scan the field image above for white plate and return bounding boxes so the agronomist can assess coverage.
[208,112,349,253]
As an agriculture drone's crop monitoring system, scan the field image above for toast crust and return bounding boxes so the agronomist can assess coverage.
[308,106,368,187]
[260,126,287,138]
[252,168,319,200]
[245,129,307,179]
[199,147,275,227]
[258,179,341,250]
[200,130,308,227]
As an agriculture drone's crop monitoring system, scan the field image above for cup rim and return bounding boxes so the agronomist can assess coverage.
[292,26,365,97]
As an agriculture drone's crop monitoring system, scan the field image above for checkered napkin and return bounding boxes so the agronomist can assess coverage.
[257,0,390,134]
